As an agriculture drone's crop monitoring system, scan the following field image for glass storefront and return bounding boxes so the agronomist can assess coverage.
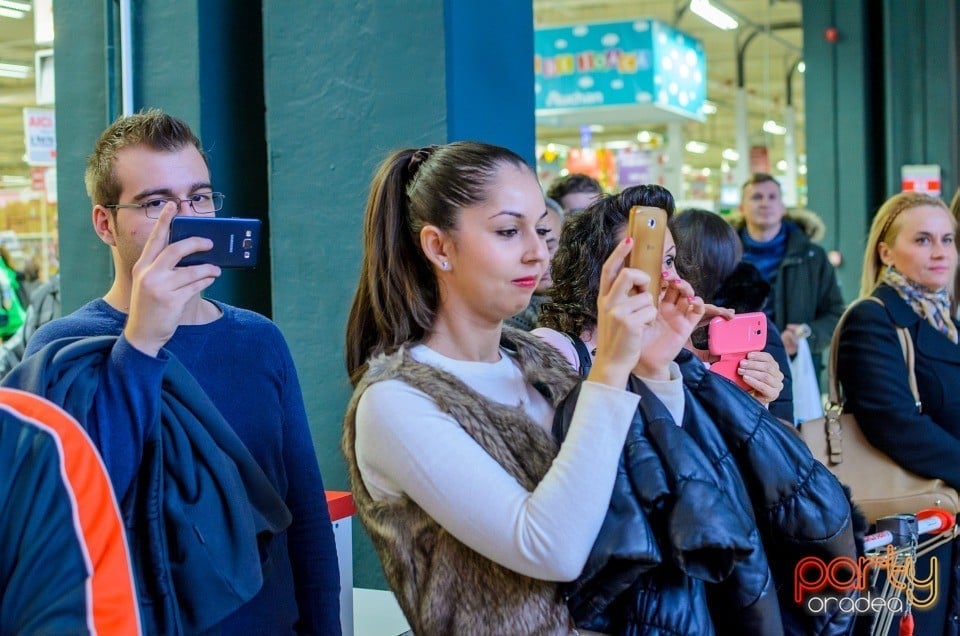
[0,0,56,291]
[533,0,806,212]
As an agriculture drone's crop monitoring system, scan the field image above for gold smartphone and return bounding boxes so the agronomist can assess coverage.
[626,206,668,306]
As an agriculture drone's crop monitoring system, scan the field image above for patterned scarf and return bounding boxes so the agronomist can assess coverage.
[881,266,958,344]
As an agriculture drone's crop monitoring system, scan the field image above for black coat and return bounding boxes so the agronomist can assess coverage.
[554,349,858,635]
[837,285,960,636]
[837,283,960,490]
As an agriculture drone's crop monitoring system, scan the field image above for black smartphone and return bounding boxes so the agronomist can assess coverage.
[169,216,261,268]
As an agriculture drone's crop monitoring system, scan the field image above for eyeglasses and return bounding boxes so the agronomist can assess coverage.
[107,192,225,219]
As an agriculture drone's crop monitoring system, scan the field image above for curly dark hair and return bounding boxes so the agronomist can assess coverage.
[538,184,675,337]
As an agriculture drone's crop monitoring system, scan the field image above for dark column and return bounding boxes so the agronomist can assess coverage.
[802,0,882,300]
[446,0,536,162]
[882,0,960,199]
[52,2,114,311]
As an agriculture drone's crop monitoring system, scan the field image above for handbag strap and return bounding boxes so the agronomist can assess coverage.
[895,323,921,412]
[565,333,593,379]
[826,296,920,409]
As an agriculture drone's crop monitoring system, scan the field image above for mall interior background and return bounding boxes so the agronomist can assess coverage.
[0,0,952,590]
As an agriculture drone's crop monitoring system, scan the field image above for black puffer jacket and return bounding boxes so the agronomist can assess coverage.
[554,349,858,635]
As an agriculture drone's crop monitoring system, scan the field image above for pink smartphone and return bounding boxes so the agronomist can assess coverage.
[707,312,767,391]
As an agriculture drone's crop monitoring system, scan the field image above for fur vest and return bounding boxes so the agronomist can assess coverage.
[342,328,580,635]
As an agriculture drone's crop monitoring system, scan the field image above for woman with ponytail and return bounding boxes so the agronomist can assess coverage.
[342,142,704,635]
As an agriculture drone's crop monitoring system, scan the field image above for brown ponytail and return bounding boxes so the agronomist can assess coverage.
[345,141,530,385]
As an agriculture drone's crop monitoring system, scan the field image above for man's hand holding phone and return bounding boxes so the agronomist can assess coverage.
[124,203,222,357]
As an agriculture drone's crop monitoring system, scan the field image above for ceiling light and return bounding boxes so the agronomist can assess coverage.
[604,140,635,150]
[0,1,30,11]
[776,160,788,171]
[722,148,740,161]
[797,61,806,74]
[685,140,708,154]
[0,62,30,78]
[690,0,738,31]
[701,100,718,115]
[763,119,787,135]
[637,130,653,143]
[0,7,25,18]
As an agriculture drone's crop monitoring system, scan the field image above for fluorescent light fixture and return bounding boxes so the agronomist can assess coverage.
[763,119,787,135]
[0,1,30,11]
[0,7,25,18]
[604,140,635,150]
[0,62,30,78]
[722,148,740,161]
[797,61,806,73]
[690,0,738,31]
[588,124,605,133]
[701,100,718,115]
[685,140,708,154]
[0,175,28,184]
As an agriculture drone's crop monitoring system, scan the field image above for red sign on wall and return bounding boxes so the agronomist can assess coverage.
[901,164,941,196]
[30,167,45,191]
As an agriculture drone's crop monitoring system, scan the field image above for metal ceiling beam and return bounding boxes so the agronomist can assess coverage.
[736,21,802,88]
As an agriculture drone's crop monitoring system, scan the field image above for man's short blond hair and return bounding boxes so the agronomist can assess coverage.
[85,109,207,207]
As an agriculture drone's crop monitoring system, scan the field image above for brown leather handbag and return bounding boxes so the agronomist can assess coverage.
[800,298,960,524]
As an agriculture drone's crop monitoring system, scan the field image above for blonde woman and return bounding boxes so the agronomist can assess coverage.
[837,191,960,633]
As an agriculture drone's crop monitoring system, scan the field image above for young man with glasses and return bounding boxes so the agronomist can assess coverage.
[12,109,341,634]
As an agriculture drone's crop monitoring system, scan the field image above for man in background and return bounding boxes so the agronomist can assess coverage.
[730,173,844,379]
[546,172,603,214]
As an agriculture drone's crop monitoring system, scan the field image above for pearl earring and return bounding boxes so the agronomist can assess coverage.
[441,261,450,271]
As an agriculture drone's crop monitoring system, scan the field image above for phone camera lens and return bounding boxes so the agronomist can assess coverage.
[647,218,656,228]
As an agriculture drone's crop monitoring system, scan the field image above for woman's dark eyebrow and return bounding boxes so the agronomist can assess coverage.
[488,210,549,221]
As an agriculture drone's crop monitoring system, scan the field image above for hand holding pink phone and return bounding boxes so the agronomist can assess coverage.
[707,312,767,391]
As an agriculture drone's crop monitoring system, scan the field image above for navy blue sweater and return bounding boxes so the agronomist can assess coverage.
[23,299,341,635]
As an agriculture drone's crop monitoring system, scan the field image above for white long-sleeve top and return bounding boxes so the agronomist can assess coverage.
[533,327,686,426]
[355,343,681,583]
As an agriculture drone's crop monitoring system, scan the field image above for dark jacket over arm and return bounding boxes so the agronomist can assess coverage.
[554,350,857,635]
[3,336,292,634]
